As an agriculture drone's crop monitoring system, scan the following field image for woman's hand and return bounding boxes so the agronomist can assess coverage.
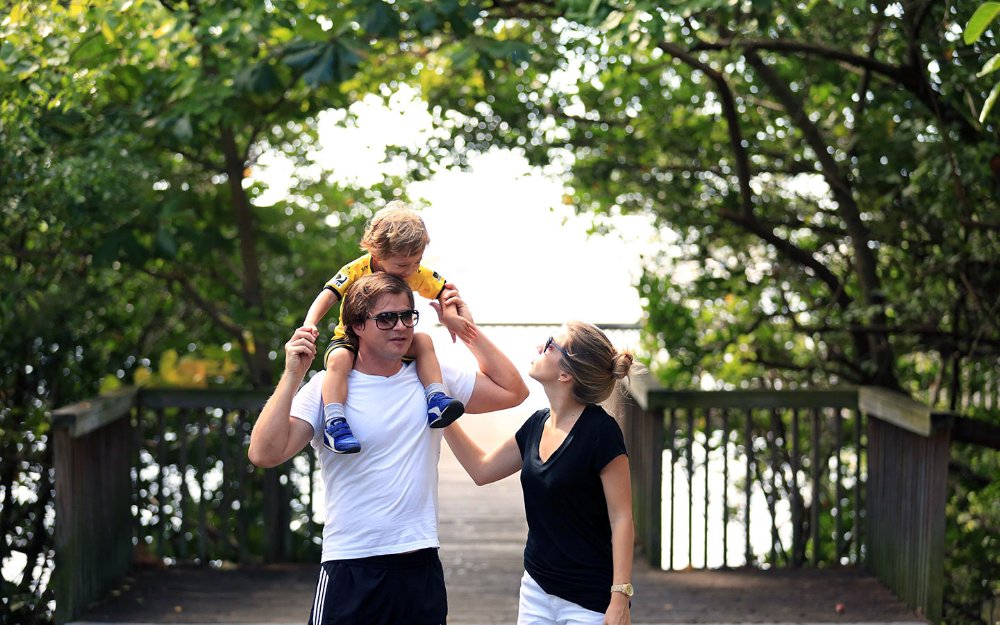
[604,592,631,625]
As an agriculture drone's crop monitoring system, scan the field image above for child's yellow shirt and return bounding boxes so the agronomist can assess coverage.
[324,253,446,340]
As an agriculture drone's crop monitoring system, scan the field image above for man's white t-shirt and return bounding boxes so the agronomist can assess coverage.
[290,361,475,562]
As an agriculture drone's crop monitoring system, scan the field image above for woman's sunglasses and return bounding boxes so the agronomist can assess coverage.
[544,336,571,359]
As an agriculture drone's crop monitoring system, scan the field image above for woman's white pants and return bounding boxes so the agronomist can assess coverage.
[516,571,605,625]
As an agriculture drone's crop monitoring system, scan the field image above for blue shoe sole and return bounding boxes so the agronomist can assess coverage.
[428,401,464,429]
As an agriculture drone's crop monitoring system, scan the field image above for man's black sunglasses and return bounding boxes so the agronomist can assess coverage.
[369,309,420,330]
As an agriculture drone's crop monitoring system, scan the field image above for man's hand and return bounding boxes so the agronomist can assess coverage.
[285,325,318,378]
[431,284,478,343]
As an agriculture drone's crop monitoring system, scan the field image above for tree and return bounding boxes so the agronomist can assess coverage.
[3,1,531,619]
[387,1,999,397]
[334,2,999,620]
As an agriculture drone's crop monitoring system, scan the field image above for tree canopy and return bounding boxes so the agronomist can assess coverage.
[373,1,999,400]
[3,1,999,623]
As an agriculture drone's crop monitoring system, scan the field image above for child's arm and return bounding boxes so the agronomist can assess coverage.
[436,283,477,343]
[303,289,339,330]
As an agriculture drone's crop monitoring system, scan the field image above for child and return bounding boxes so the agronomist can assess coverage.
[303,201,475,454]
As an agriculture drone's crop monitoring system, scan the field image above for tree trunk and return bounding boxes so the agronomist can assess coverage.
[746,52,899,389]
[219,124,273,389]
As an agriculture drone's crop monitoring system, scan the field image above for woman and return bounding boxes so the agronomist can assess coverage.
[444,321,636,625]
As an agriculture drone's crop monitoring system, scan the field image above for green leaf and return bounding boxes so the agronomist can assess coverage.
[977,53,1000,77]
[235,63,281,94]
[283,41,325,69]
[335,41,361,83]
[155,227,178,258]
[414,7,439,35]
[364,2,401,38]
[439,0,461,16]
[964,2,1000,45]
[302,45,337,87]
[0,40,16,65]
[979,82,1000,123]
[173,114,193,141]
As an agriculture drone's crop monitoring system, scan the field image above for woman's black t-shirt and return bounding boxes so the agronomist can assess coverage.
[514,404,628,614]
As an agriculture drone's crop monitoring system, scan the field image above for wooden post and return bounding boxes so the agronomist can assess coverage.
[611,380,663,568]
[51,388,137,625]
[860,386,949,622]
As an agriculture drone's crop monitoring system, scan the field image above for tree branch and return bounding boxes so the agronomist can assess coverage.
[690,36,978,139]
[658,40,755,218]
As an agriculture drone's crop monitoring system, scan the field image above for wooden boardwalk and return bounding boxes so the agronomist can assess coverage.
[72,408,926,625]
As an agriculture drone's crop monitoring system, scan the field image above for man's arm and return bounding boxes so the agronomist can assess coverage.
[434,286,529,413]
[248,326,318,468]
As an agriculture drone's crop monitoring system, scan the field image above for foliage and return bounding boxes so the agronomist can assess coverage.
[396,1,999,395]
[964,2,1000,122]
[358,1,1000,620]
[1,0,428,620]
[4,0,1000,622]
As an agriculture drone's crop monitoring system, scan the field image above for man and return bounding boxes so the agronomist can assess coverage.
[248,273,528,625]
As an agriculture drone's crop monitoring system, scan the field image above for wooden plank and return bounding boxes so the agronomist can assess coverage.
[53,417,134,624]
[52,387,138,439]
[139,388,270,410]
[858,386,934,437]
[625,375,858,411]
[952,414,1000,450]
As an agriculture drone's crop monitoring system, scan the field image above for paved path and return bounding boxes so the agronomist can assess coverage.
[72,408,925,625]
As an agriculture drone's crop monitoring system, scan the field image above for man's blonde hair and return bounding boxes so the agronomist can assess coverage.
[360,200,431,259]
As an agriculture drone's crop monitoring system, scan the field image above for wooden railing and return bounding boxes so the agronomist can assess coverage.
[51,378,999,624]
[613,377,1000,623]
[50,387,317,625]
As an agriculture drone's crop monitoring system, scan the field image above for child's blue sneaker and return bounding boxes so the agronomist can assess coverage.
[427,392,464,429]
[324,417,361,454]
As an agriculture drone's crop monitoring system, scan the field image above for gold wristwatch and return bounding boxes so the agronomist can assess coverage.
[610,582,634,597]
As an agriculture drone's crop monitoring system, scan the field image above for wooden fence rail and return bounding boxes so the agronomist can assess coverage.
[51,387,316,625]
[52,379,999,624]
[615,378,998,623]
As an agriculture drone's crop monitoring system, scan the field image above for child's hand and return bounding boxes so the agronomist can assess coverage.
[432,286,478,344]
[443,313,478,344]
[284,326,318,377]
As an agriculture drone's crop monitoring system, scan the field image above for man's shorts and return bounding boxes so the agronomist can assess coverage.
[307,548,447,625]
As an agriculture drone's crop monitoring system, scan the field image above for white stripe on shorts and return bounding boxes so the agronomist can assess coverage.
[312,566,329,625]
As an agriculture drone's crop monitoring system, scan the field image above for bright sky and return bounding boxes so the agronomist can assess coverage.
[255,87,659,326]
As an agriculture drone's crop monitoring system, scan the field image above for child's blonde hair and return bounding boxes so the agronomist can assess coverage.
[360,200,431,259]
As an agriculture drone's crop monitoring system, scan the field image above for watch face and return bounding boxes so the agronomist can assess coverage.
[624,583,634,597]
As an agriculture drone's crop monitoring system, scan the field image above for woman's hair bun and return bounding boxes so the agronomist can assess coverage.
[612,350,635,380]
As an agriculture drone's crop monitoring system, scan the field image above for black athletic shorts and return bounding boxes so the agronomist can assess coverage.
[307,548,447,625]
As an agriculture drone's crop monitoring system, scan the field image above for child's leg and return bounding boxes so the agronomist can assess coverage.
[322,347,353,409]
[320,344,361,454]
[409,333,464,429]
